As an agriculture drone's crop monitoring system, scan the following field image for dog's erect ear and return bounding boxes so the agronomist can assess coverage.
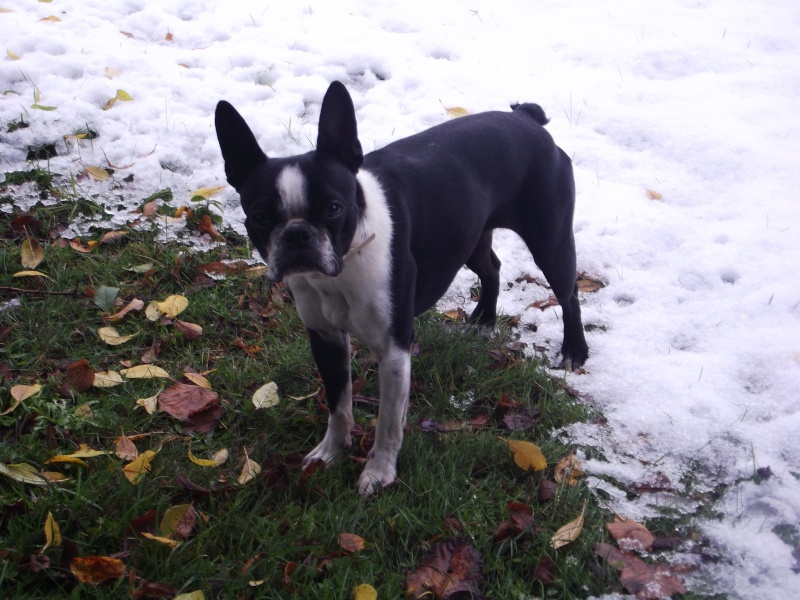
[215,101,267,191]
[316,81,364,172]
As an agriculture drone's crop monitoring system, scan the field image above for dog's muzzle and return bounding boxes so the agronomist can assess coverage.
[267,220,342,281]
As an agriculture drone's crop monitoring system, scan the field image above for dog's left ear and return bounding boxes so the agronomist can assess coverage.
[316,81,363,172]
[215,101,267,191]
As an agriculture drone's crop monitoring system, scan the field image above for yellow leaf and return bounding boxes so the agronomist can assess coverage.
[161,503,195,539]
[39,15,61,22]
[123,449,157,484]
[237,457,261,485]
[0,462,48,485]
[7,49,20,60]
[21,236,44,269]
[188,447,226,467]
[120,364,170,379]
[44,512,62,549]
[104,66,121,79]
[85,166,111,181]
[3,383,42,415]
[550,501,586,549]
[44,455,89,467]
[141,531,181,548]
[445,106,470,118]
[145,300,162,321]
[69,444,107,458]
[245,265,268,279]
[190,186,225,200]
[252,382,279,409]
[183,373,211,389]
[93,371,124,388]
[41,471,70,483]
[115,89,133,101]
[98,326,139,346]
[69,238,95,253]
[174,592,205,600]
[13,270,51,279]
[136,393,159,414]
[506,439,547,471]
[353,583,377,600]
[103,97,117,111]
[157,294,188,318]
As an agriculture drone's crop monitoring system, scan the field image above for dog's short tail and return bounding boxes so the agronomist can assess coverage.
[510,103,550,126]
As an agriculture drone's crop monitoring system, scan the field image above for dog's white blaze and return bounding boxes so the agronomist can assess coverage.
[276,164,308,217]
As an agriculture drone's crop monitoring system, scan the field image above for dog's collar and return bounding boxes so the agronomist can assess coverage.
[343,232,376,261]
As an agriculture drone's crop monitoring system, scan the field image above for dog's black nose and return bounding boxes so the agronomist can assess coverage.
[283,221,314,246]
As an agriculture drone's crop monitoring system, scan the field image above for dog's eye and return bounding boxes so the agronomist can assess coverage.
[247,212,271,230]
[327,202,344,219]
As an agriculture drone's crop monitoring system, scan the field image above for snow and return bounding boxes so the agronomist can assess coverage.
[2,0,799,597]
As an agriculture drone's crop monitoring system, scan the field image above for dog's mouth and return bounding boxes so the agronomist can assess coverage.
[264,223,343,281]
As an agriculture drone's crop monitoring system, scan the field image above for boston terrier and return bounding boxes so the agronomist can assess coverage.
[215,81,588,495]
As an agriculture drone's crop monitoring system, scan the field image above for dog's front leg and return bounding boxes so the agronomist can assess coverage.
[358,344,411,495]
[304,329,355,467]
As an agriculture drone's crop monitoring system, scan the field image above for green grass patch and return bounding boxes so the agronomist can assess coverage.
[0,192,702,598]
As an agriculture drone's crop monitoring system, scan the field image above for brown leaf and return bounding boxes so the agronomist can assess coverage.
[576,273,606,293]
[161,504,196,540]
[182,403,224,434]
[533,555,556,584]
[70,556,126,584]
[196,215,225,241]
[101,298,144,322]
[606,519,655,553]
[174,319,203,340]
[502,408,542,431]
[115,435,138,461]
[198,260,251,276]
[158,383,219,421]
[553,452,584,487]
[620,560,686,599]
[338,532,366,553]
[66,359,95,392]
[405,538,484,599]
[11,215,43,234]
[529,296,559,310]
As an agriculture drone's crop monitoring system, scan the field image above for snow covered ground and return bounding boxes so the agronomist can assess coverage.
[2,0,799,597]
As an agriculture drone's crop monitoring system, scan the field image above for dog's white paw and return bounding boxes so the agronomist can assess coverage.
[303,432,351,468]
[357,458,397,496]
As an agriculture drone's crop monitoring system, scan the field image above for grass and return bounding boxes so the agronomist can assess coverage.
[0,173,710,599]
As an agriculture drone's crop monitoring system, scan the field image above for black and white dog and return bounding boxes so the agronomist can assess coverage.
[215,81,588,495]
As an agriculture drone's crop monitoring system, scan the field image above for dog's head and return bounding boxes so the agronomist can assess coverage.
[215,82,365,281]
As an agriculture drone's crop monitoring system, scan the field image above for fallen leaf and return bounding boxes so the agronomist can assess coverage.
[252,382,279,409]
[101,298,144,322]
[353,583,377,600]
[554,452,584,487]
[405,538,483,599]
[7,49,20,60]
[188,447,226,467]
[338,533,366,553]
[174,592,205,600]
[69,238,95,253]
[620,559,686,599]
[43,511,62,550]
[100,230,126,244]
[120,364,171,379]
[67,444,106,458]
[505,439,547,471]
[237,457,261,485]
[157,294,189,318]
[93,285,120,313]
[123,449,157,484]
[2,383,42,415]
[606,519,655,553]
[159,383,219,421]
[183,372,211,389]
[45,455,89,467]
[141,532,181,548]
[93,371,124,388]
[70,556,125,584]
[145,300,162,321]
[161,503,196,540]
[550,501,586,549]
[196,215,225,240]
[190,186,225,200]
[103,89,134,111]
[136,393,159,414]
[104,66,122,78]
[85,166,111,181]
[98,326,139,346]
[20,236,44,269]
[174,319,203,340]
[0,463,49,485]
[39,15,61,22]
[66,359,95,392]
[533,555,556,584]
[13,270,51,279]
[445,106,470,117]
[41,471,69,483]
[646,189,663,201]
[115,435,138,461]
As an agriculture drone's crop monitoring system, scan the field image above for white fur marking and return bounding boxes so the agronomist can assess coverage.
[276,165,307,217]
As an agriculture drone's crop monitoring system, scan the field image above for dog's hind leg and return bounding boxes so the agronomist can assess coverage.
[465,230,501,330]
[304,329,355,467]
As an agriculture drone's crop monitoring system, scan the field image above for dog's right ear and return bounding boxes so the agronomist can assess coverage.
[215,101,267,191]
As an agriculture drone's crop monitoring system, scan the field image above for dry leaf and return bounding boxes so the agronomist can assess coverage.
[554,452,584,486]
[93,371,124,388]
[39,15,61,22]
[506,439,547,471]
[405,538,483,599]
[7,49,21,60]
[13,270,51,279]
[606,519,655,553]
[100,230,126,244]
[237,458,261,484]
[183,372,211,389]
[161,503,196,540]
[174,319,203,340]
[85,166,112,181]
[3,383,41,415]
[0,462,49,485]
[120,364,170,379]
[550,501,586,549]
[45,455,89,467]
[69,238,95,253]
[145,300,162,321]
[115,435,138,461]
[188,447,226,467]
[123,449,157,484]
[21,236,44,269]
[445,106,470,117]
[70,556,125,584]
[136,393,159,414]
[67,359,95,392]
[141,532,181,548]
[67,444,106,458]
[98,326,139,346]
[646,189,663,201]
[190,186,225,200]
[102,298,144,322]
[338,533,366,553]
[174,593,205,600]
[353,583,377,600]
[252,382,279,409]
[157,294,189,318]
[158,383,219,421]
[41,471,70,483]
[43,511,62,550]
